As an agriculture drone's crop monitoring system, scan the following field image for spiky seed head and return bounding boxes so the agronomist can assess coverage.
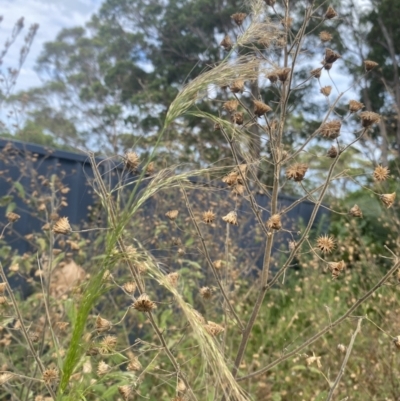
[360,111,381,127]
[320,120,341,139]
[349,204,363,218]
[267,73,278,83]
[96,315,112,333]
[213,260,223,269]
[118,385,132,400]
[286,163,308,182]
[97,361,110,376]
[125,151,140,171]
[231,112,244,125]
[53,217,71,235]
[231,12,247,26]
[319,31,332,42]
[276,67,291,82]
[123,281,136,294]
[43,368,58,385]
[364,60,378,72]
[327,145,338,158]
[6,212,20,222]
[200,286,212,299]
[320,86,332,96]
[317,235,335,254]
[0,372,13,385]
[222,211,238,226]
[0,283,6,294]
[325,6,338,19]
[324,48,341,64]
[202,210,216,224]
[311,68,322,78]
[100,335,117,352]
[220,35,232,50]
[29,332,40,343]
[223,99,239,113]
[337,344,347,353]
[133,293,156,312]
[267,214,282,230]
[127,356,142,371]
[230,80,245,93]
[253,100,272,117]
[373,165,390,182]
[165,210,179,220]
[349,100,364,113]
[328,260,346,279]
[166,272,179,287]
[204,321,225,336]
[380,193,396,209]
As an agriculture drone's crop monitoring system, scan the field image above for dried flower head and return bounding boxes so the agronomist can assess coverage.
[232,184,245,196]
[213,260,223,269]
[393,336,400,349]
[55,321,69,332]
[6,212,20,222]
[200,286,213,299]
[214,122,221,130]
[286,163,308,182]
[231,12,247,26]
[319,31,332,42]
[337,344,347,353]
[0,282,6,294]
[222,171,239,186]
[53,217,71,235]
[253,100,272,117]
[349,100,364,113]
[97,360,110,376]
[327,145,338,158]
[166,272,179,287]
[311,68,322,78]
[349,204,363,218]
[360,111,381,127]
[264,0,276,6]
[133,293,156,312]
[373,165,390,182]
[223,99,239,113]
[231,112,244,125]
[328,260,346,279]
[146,161,155,175]
[281,17,293,28]
[380,193,396,209]
[276,67,291,82]
[204,321,225,336]
[43,368,58,385]
[320,120,341,139]
[202,210,216,224]
[165,210,179,220]
[317,235,335,254]
[306,354,322,369]
[364,60,378,72]
[123,281,136,294]
[118,385,132,400]
[324,62,333,71]
[267,214,282,230]
[320,86,332,96]
[222,211,238,226]
[325,6,338,19]
[230,79,245,93]
[324,48,341,64]
[220,35,232,50]
[127,355,142,371]
[100,335,117,352]
[125,151,140,171]
[267,73,278,83]
[0,372,13,385]
[96,315,112,333]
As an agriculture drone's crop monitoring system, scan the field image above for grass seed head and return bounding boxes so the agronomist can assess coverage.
[380,193,396,209]
[253,100,272,117]
[317,235,335,254]
[133,293,156,312]
[373,165,390,181]
[360,111,381,127]
[222,211,238,226]
[286,163,308,182]
[53,217,71,235]
[231,12,247,26]
[349,204,363,218]
[6,212,20,223]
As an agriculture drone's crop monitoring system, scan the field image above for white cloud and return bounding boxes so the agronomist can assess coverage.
[1,0,102,91]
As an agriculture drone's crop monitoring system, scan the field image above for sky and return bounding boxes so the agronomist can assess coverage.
[1,0,102,91]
